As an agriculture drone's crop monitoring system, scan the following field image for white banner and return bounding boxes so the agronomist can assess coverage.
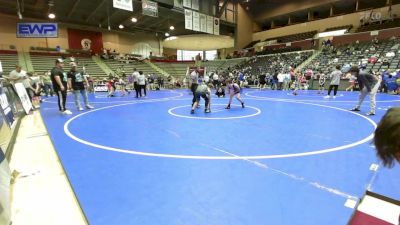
[206,16,213,34]
[113,0,133,11]
[184,9,193,30]
[183,0,191,8]
[370,30,379,36]
[142,0,158,17]
[199,13,207,33]
[14,83,32,114]
[213,18,220,35]
[191,0,199,10]
[0,61,2,73]
[192,11,200,31]
[174,0,183,8]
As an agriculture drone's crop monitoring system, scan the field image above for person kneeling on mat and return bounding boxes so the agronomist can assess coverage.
[191,83,212,114]
[225,79,244,109]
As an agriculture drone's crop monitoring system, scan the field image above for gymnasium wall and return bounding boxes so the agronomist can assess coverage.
[235,3,254,49]
[255,0,339,22]
[253,4,400,42]
[332,27,400,45]
[0,13,162,56]
[67,28,103,54]
[0,13,69,51]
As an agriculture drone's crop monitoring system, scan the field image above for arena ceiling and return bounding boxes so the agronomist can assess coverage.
[240,0,400,29]
[0,0,398,36]
[0,0,235,37]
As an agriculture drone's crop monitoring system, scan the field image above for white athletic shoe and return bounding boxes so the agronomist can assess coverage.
[86,105,94,109]
[323,95,330,99]
[63,110,73,115]
[333,96,336,99]
[78,107,84,111]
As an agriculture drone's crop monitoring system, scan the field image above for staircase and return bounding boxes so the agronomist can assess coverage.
[19,52,34,72]
[143,60,170,78]
[92,56,113,76]
[295,49,321,72]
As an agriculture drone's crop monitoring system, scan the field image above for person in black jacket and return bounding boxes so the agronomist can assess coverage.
[349,66,381,116]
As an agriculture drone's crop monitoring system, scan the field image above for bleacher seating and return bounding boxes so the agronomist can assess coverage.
[30,52,105,78]
[356,18,400,33]
[200,58,247,74]
[243,40,260,49]
[324,25,353,32]
[153,61,193,78]
[308,39,400,74]
[249,51,313,76]
[200,60,227,72]
[264,31,317,43]
[103,59,159,77]
[0,50,18,75]
[256,46,303,55]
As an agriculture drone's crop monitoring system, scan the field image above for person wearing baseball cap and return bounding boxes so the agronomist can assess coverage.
[51,58,72,115]
[67,62,94,111]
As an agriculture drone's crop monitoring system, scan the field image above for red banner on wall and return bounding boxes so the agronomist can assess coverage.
[67,28,103,54]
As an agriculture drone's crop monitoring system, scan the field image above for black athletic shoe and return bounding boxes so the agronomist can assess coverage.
[350,108,360,111]
[205,109,210,113]
[366,112,375,116]
[241,102,245,108]
[225,105,230,109]
[190,109,195,114]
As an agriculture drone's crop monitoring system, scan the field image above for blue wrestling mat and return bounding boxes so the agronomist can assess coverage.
[40,89,400,225]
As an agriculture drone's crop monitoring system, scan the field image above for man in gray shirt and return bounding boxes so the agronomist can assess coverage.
[350,66,380,116]
[324,65,342,99]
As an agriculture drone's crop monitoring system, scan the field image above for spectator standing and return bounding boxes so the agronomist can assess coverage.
[324,65,342,99]
[51,59,72,114]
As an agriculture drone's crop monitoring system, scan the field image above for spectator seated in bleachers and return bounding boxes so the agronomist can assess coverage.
[341,63,352,73]
[386,51,396,58]
[383,71,398,94]
[368,55,378,64]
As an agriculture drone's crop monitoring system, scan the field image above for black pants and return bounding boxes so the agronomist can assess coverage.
[195,92,210,109]
[56,90,67,111]
[134,82,139,98]
[327,85,339,96]
[191,83,198,105]
[138,85,146,97]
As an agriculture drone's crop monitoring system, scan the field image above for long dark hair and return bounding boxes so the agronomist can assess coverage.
[374,108,400,167]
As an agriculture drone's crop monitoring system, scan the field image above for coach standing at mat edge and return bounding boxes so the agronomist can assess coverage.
[349,66,380,116]
[51,58,72,115]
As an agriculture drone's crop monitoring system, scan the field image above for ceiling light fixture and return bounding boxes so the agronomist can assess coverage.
[169,25,175,30]
[119,24,124,29]
[48,13,56,19]
[131,17,137,23]
[16,0,23,20]
[47,0,55,19]
[165,32,170,37]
